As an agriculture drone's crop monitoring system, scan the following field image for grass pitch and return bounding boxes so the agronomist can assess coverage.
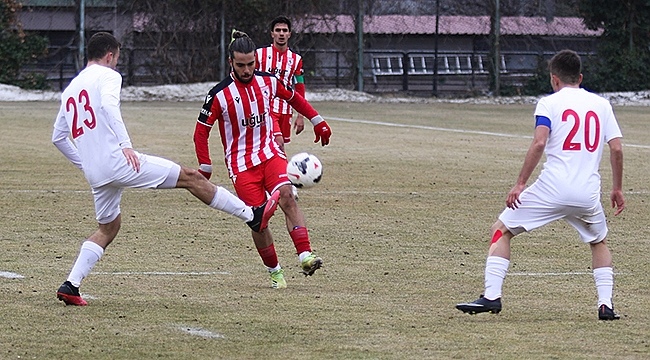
[1,100,649,359]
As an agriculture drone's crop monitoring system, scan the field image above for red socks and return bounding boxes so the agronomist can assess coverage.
[290,226,311,254]
[257,244,279,268]
[257,227,311,266]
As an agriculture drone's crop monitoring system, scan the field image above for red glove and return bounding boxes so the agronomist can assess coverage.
[313,121,331,146]
[198,164,212,180]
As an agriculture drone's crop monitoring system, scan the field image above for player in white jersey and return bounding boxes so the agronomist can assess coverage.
[52,32,279,306]
[255,15,306,152]
[456,50,625,320]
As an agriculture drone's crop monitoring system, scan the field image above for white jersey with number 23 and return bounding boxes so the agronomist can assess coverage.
[53,64,133,188]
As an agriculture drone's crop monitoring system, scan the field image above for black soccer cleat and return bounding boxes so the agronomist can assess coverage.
[456,295,502,314]
[56,281,88,306]
[598,304,620,321]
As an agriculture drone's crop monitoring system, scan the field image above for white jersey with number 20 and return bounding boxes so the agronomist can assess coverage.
[533,87,622,205]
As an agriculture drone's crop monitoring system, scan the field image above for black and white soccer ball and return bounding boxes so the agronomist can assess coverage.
[286,152,323,188]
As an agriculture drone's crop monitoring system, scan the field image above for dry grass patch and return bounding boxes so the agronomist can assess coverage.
[0,101,649,359]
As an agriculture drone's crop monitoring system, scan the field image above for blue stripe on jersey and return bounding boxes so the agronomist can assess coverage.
[535,115,551,129]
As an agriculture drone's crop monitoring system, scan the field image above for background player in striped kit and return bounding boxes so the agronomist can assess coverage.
[255,15,305,152]
[53,32,279,306]
[194,31,332,289]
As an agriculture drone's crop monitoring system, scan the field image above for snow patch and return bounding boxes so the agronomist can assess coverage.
[2,82,650,106]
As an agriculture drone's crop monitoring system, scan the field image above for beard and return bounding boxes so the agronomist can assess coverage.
[234,71,253,83]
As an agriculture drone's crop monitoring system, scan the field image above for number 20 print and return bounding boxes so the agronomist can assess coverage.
[562,109,600,152]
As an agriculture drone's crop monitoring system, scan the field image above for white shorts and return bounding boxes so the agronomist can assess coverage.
[92,153,180,224]
[498,182,608,243]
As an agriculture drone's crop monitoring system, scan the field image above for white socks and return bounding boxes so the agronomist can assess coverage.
[593,267,614,308]
[483,260,613,307]
[209,186,253,222]
[67,241,104,287]
[298,251,311,263]
[484,256,510,300]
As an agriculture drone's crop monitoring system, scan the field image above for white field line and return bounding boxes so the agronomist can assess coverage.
[509,271,624,276]
[92,271,231,276]
[326,116,531,139]
[174,325,225,339]
[326,116,650,149]
[4,189,650,196]
[91,270,621,278]
[0,271,25,279]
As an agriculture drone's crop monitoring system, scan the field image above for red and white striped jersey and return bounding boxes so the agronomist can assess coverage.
[194,71,318,177]
[255,45,304,115]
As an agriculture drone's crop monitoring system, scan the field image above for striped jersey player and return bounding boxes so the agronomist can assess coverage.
[255,15,306,150]
[194,31,332,289]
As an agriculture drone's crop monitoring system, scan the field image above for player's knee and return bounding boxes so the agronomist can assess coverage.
[179,167,204,184]
[590,237,607,246]
[97,216,121,241]
[188,167,203,179]
[490,222,503,236]
[490,221,510,243]
[278,185,297,206]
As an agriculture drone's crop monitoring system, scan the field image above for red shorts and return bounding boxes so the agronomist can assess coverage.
[231,155,291,207]
[271,112,293,143]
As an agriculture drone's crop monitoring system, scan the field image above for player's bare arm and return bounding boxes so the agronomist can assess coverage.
[608,137,625,215]
[506,125,549,209]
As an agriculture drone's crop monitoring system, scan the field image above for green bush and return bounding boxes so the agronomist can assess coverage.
[523,56,552,96]
[581,47,650,93]
[1,0,49,89]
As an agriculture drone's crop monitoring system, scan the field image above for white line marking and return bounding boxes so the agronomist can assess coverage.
[93,271,231,276]
[326,116,650,149]
[0,271,24,279]
[326,116,530,139]
[175,325,225,339]
[509,272,624,276]
[3,189,650,196]
[623,143,650,149]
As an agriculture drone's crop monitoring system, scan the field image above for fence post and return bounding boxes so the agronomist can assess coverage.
[59,62,64,91]
[402,52,409,91]
[335,51,340,88]
[433,0,440,96]
[356,1,364,92]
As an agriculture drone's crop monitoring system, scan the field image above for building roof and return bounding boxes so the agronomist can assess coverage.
[21,0,115,6]
[295,15,602,37]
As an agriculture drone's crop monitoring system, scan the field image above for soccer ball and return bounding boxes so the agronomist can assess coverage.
[286,153,323,188]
